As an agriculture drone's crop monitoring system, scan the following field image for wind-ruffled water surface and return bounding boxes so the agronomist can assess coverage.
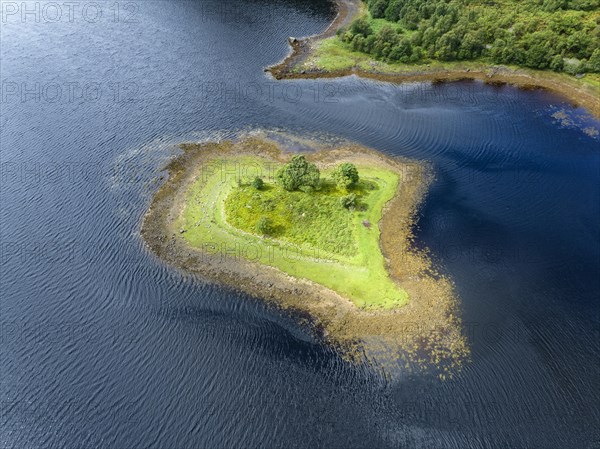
[1,1,598,448]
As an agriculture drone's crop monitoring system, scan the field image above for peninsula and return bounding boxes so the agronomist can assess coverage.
[268,0,600,118]
[141,135,468,374]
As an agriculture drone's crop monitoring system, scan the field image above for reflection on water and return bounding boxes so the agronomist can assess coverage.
[1,0,598,448]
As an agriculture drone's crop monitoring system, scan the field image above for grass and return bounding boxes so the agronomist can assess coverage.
[304,36,484,74]
[224,179,368,257]
[299,7,600,93]
[302,36,600,99]
[177,155,408,309]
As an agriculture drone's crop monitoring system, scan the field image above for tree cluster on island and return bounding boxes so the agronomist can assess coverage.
[250,155,362,236]
[338,0,600,74]
[270,155,360,194]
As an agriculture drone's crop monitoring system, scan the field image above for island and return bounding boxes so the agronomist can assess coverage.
[141,134,468,375]
[268,0,600,118]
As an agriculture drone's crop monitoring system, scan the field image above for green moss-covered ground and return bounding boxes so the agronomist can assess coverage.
[224,178,382,257]
[177,155,408,309]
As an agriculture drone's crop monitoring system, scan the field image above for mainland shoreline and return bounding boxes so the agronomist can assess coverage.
[267,0,600,119]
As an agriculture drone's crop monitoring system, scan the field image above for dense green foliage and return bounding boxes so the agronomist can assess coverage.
[252,177,264,190]
[332,163,360,190]
[275,155,321,191]
[338,0,600,73]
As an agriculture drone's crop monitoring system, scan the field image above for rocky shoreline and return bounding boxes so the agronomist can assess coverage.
[140,135,469,374]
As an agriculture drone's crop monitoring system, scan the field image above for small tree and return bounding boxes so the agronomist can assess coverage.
[276,155,320,191]
[340,193,357,210]
[256,216,273,236]
[350,17,373,37]
[370,0,387,18]
[252,177,264,190]
[550,54,564,72]
[586,48,600,73]
[332,163,359,191]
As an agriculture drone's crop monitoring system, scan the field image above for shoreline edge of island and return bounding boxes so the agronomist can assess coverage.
[140,135,469,374]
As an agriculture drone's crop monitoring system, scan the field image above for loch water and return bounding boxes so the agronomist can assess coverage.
[1,1,599,448]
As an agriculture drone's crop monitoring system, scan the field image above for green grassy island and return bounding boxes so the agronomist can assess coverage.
[141,134,468,374]
[183,153,407,309]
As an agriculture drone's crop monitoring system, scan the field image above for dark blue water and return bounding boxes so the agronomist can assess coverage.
[1,1,599,448]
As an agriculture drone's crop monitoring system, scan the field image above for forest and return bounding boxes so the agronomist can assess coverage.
[337,0,600,73]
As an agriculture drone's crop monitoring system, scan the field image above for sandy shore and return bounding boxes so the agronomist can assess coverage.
[267,0,600,118]
[140,135,469,375]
